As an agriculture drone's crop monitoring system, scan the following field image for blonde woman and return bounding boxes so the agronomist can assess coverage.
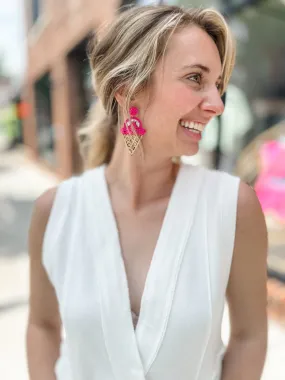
[27,5,268,380]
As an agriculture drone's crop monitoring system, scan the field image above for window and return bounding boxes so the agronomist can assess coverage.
[34,73,54,165]
[31,0,41,24]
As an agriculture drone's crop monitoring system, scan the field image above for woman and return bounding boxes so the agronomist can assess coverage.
[27,5,268,380]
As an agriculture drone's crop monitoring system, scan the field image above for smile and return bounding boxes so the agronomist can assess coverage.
[179,120,205,133]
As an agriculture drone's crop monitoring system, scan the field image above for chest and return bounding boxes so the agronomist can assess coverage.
[113,199,169,316]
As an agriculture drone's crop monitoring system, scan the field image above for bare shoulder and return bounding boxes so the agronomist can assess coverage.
[34,187,57,216]
[28,187,63,331]
[233,181,268,266]
[225,180,268,341]
[236,181,268,246]
[33,187,58,228]
[29,187,58,255]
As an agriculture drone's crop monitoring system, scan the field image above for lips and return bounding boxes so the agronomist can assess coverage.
[179,120,205,133]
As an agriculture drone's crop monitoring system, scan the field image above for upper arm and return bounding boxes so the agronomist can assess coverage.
[226,181,268,341]
[28,187,61,330]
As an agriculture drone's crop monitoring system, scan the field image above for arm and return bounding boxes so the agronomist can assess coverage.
[26,188,62,380]
[221,182,268,380]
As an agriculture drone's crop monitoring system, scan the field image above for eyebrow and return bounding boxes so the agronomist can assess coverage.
[181,63,222,80]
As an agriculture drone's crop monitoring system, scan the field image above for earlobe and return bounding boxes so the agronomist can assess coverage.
[114,90,125,107]
[114,84,131,107]
[115,82,142,108]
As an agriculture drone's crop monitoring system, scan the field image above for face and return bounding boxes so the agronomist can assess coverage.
[136,26,225,158]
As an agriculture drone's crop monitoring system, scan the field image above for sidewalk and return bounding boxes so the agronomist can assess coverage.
[0,146,58,380]
[0,146,285,379]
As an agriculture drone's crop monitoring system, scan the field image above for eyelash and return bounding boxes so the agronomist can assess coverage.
[186,73,222,92]
[187,73,203,85]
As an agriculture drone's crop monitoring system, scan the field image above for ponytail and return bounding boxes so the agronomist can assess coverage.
[78,100,117,169]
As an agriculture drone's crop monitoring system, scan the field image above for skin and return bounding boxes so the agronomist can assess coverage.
[27,26,267,379]
[27,187,61,380]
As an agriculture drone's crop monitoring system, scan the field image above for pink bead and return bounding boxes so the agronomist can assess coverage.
[136,126,146,136]
[130,107,138,117]
[120,125,128,135]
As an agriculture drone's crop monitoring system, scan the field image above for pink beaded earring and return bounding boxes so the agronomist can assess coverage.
[120,107,146,155]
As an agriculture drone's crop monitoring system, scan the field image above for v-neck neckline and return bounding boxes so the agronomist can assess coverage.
[100,163,183,332]
[86,163,205,378]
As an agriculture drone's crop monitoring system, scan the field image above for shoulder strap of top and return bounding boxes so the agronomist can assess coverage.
[197,167,240,291]
[215,170,240,285]
[42,176,78,284]
[42,166,105,297]
[218,170,240,255]
[192,168,240,380]
[42,166,105,285]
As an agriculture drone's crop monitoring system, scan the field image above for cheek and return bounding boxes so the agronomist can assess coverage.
[142,83,200,136]
[170,83,201,111]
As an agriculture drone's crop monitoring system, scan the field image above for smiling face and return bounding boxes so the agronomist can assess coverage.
[136,25,225,158]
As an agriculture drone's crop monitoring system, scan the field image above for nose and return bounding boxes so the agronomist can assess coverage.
[200,88,225,117]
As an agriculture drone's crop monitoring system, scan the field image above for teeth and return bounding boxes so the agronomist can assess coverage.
[180,120,204,132]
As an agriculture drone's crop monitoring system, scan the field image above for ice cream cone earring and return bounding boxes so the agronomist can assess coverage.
[120,107,146,155]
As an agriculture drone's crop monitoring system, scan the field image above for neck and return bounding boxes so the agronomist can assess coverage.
[105,136,179,209]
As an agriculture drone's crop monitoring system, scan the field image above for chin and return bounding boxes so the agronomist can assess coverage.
[180,144,200,158]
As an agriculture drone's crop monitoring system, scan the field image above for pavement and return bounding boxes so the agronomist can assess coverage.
[0,142,285,379]
[0,140,58,380]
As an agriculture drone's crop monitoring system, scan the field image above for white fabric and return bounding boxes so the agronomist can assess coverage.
[43,163,240,380]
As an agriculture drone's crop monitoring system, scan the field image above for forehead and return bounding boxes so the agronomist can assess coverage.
[161,25,222,75]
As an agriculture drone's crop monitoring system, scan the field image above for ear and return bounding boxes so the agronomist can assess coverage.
[114,85,128,107]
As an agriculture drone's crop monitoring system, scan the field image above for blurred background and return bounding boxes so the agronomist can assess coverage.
[0,0,285,379]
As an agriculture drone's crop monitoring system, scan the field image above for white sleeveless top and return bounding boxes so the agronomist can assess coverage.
[43,163,240,380]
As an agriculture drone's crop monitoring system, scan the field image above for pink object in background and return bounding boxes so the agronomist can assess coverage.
[255,139,285,223]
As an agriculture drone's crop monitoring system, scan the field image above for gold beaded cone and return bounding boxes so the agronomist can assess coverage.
[123,134,143,155]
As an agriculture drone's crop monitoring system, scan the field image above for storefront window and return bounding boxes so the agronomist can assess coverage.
[31,0,42,24]
[34,73,55,165]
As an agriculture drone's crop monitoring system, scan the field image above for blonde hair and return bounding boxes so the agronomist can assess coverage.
[79,5,236,169]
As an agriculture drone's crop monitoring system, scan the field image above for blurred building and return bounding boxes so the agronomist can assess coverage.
[23,0,133,177]
[0,75,14,107]
[0,74,24,149]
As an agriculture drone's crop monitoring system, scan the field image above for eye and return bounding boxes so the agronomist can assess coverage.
[187,73,202,84]
[216,82,222,91]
